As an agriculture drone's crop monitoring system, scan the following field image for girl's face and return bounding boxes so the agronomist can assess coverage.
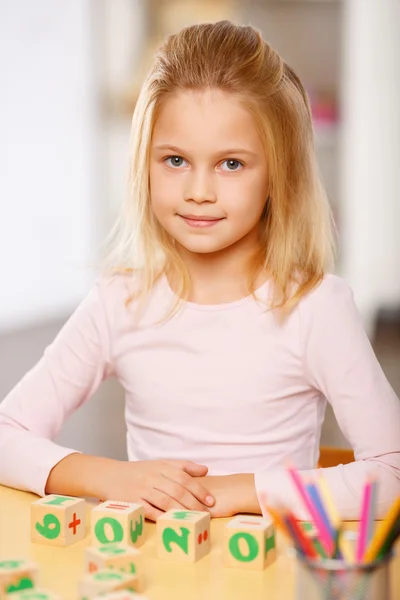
[150,89,269,257]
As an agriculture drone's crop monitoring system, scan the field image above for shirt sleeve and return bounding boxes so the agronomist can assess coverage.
[254,275,400,520]
[0,279,113,497]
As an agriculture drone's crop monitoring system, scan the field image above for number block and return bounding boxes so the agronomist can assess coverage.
[223,515,276,570]
[85,543,141,583]
[31,494,86,546]
[6,589,61,600]
[91,501,144,548]
[93,593,148,600]
[78,569,138,599]
[0,559,38,598]
[157,510,210,562]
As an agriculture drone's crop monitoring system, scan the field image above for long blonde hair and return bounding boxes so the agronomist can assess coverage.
[105,20,336,318]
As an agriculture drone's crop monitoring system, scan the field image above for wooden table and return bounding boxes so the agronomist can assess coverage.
[0,485,398,600]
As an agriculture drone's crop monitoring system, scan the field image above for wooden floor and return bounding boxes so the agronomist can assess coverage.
[0,312,399,458]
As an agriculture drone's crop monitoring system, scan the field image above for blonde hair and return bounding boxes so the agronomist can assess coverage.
[105,20,336,318]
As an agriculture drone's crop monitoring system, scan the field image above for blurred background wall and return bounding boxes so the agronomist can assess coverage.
[1,0,399,461]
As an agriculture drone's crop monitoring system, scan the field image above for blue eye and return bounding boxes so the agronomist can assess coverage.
[220,159,243,172]
[164,156,187,168]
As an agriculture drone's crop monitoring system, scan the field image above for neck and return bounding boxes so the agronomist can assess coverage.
[169,235,267,305]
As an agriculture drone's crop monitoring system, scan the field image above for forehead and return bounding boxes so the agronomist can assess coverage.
[152,89,263,152]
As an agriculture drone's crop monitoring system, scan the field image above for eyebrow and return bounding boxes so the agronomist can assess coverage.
[153,144,257,157]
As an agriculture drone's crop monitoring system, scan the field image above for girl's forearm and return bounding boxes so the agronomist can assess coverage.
[44,452,120,499]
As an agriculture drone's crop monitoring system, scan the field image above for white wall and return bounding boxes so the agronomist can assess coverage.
[0,0,99,332]
[340,0,400,332]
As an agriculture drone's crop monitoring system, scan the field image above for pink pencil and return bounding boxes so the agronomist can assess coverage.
[287,466,334,556]
[356,478,378,562]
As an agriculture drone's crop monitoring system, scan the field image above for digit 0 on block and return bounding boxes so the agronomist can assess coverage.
[157,510,210,562]
[31,494,86,547]
[223,515,276,570]
[78,568,138,600]
[5,589,61,600]
[85,543,142,587]
[91,501,145,548]
[0,559,38,599]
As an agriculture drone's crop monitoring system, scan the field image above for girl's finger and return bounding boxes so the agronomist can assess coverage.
[143,487,188,514]
[167,460,209,477]
[140,498,164,522]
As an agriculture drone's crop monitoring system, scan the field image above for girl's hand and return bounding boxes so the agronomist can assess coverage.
[197,474,261,518]
[100,459,215,521]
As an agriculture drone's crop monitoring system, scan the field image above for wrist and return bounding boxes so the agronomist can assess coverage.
[234,473,261,514]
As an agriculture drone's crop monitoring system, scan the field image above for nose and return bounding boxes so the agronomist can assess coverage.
[184,167,217,204]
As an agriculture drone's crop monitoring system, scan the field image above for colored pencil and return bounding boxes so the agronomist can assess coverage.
[287,466,334,556]
[262,501,291,538]
[306,481,334,537]
[356,480,373,562]
[316,473,341,531]
[316,474,353,561]
[283,511,319,559]
[363,497,400,563]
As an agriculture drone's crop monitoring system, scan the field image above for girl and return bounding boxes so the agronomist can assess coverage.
[0,21,399,522]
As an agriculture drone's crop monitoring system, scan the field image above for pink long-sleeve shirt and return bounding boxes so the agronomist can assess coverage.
[0,273,399,519]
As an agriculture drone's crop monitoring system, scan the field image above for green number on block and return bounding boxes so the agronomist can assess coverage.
[0,560,24,569]
[6,578,34,594]
[93,571,124,581]
[130,514,143,543]
[162,527,190,554]
[172,511,192,520]
[229,532,259,562]
[265,532,275,553]
[120,562,136,574]
[35,513,61,540]
[99,544,126,555]
[95,517,124,544]
[44,495,71,506]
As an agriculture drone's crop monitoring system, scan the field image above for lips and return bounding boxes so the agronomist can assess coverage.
[178,214,224,228]
[180,214,223,221]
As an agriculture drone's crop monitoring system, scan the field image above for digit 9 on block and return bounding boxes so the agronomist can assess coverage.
[31,495,86,547]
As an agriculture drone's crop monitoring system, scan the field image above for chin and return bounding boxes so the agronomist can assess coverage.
[177,239,234,255]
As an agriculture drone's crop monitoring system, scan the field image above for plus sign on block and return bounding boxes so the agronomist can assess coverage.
[0,559,38,597]
[31,494,86,547]
[223,515,276,570]
[157,510,210,562]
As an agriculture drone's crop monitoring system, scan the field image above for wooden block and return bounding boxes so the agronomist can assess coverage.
[31,494,86,546]
[93,593,148,600]
[91,501,144,548]
[0,559,38,599]
[157,510,210,562]
[6,589,61,600]
[85,543,141,585]
[223,514,276,570]
[78,569,138,600]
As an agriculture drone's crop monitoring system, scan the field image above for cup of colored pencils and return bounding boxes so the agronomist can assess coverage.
[261,467,399,600]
